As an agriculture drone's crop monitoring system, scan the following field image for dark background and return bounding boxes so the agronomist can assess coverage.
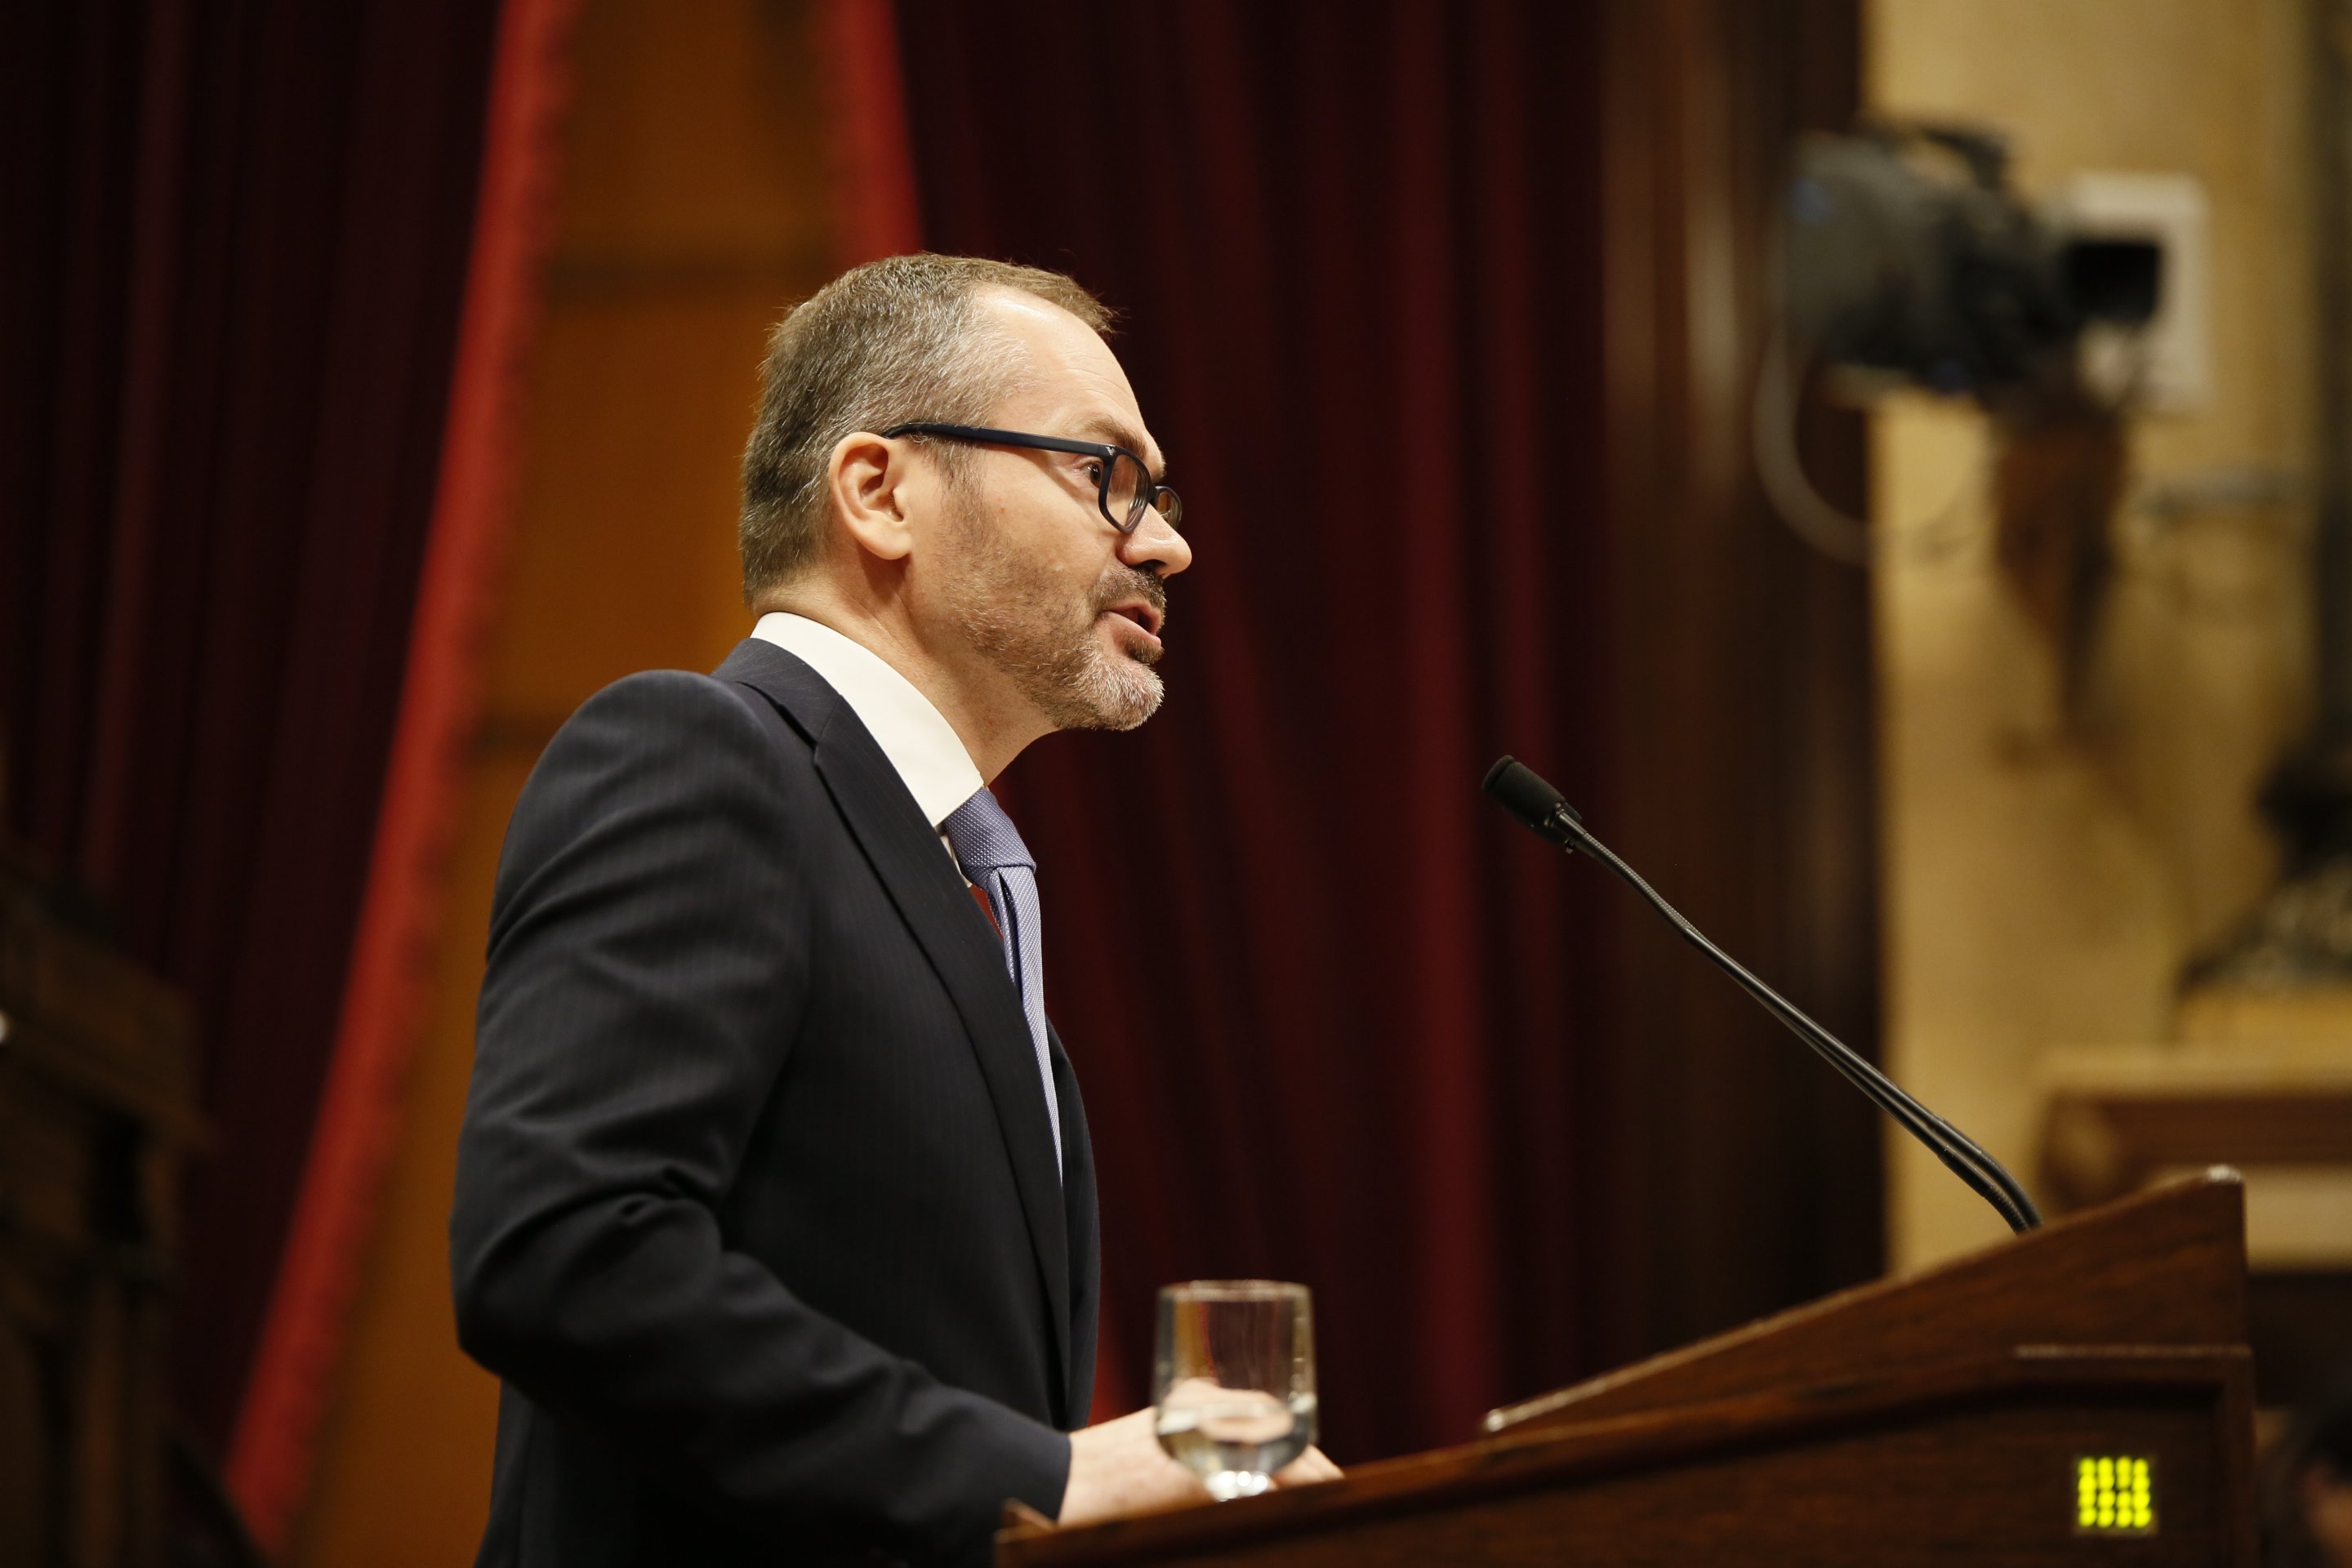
[1,0,501,1455]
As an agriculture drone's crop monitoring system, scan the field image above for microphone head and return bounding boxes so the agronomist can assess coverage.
[1482,755,1581,845]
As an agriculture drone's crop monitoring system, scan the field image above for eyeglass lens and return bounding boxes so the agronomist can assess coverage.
[1103,451,1148,530]
[1105,451,1182,532]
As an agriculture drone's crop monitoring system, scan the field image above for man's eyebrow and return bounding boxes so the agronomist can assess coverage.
[1071,413,1167,478]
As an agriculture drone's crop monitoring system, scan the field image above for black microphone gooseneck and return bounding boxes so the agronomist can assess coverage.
[1482,755,2042,1235]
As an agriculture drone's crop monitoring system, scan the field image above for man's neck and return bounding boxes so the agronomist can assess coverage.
[758,590,1047,782]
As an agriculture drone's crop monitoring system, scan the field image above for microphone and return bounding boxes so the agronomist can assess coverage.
[1482,755,2041,1235]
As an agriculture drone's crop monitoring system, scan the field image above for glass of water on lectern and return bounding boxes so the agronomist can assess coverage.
[1152,1281,1317,1500]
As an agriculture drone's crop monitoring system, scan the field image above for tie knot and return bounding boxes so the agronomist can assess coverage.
[942,786,1034,876]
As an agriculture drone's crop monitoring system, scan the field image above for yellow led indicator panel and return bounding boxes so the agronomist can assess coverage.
[2075,1455,2156,1535]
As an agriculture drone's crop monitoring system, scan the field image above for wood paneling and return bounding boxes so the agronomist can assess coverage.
[0,846,204,1567]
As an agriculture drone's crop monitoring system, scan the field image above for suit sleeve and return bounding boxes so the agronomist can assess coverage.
[448,671,1070,1564]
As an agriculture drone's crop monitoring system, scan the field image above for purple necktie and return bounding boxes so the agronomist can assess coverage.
[942,786,1060,1178]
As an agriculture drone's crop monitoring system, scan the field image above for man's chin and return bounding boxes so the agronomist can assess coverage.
[1062,660,1163,732]
[1112,669,1165,728]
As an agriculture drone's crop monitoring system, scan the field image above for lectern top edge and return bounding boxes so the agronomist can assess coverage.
[1485,1167,2247,1435]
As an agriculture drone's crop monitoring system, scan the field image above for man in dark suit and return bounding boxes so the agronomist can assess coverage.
[449,255,1331,1566]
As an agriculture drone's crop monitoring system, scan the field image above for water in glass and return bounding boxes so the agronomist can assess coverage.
[1152,1281,1316,1501]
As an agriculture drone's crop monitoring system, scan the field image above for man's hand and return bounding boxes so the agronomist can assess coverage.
[1273,1446,1343,1486]
[1060,1409,1207,1524]
[1058,1410,1343,1526]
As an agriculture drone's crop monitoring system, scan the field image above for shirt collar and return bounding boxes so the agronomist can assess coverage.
[751,612,982,829]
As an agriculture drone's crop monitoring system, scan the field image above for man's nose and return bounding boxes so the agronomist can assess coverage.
[1120,510,1192,579]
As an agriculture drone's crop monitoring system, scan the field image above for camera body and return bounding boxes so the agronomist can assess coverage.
[1783,123,2162,397]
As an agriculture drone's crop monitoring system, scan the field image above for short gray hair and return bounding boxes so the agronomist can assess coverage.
[737,253,1114,604]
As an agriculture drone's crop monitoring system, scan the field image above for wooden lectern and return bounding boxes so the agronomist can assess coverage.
[998,1169,2256,1566]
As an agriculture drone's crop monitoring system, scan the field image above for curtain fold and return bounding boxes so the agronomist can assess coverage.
[222,0,577,1547]
[892,0,1882,1463]
[0,0,508,1482]
[818,0,924,268]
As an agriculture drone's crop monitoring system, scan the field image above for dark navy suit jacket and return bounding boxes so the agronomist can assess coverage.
[450,638,1098,1566]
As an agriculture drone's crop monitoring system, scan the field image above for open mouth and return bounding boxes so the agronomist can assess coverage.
[1104,601,1164,639]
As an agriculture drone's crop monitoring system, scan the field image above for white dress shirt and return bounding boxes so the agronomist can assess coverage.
[751,612,982,867]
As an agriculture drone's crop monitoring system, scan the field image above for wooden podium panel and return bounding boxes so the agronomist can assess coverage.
[1487,1169,2247,1434]
[999,1172,2256,1567]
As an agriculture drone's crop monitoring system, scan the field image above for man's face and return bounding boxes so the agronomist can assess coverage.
[920,291,1192,733]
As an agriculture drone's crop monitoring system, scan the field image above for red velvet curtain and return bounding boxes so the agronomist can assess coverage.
[893,0,1883,1463]
[0,0,503,1459]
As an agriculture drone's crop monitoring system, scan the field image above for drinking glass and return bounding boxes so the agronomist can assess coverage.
[1152,1281,1316,1501]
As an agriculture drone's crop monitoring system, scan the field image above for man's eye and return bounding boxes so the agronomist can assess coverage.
[1082,461,1104,486]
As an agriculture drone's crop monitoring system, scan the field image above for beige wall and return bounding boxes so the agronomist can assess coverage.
[288,2,833,1560]
[1867,0,2321,1267]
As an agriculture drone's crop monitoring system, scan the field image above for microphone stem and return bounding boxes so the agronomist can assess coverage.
[1554,811,2042,1235]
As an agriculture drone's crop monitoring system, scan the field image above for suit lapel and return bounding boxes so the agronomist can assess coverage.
[716,639,1074,1410]
[1049,1022,1099,1420]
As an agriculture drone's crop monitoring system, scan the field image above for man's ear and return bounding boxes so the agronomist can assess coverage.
[826,431,916,563]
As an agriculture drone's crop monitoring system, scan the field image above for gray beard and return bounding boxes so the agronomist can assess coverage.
[943,515,1167,733]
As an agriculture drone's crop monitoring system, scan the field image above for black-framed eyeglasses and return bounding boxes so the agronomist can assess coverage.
[880,422,1184,536]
